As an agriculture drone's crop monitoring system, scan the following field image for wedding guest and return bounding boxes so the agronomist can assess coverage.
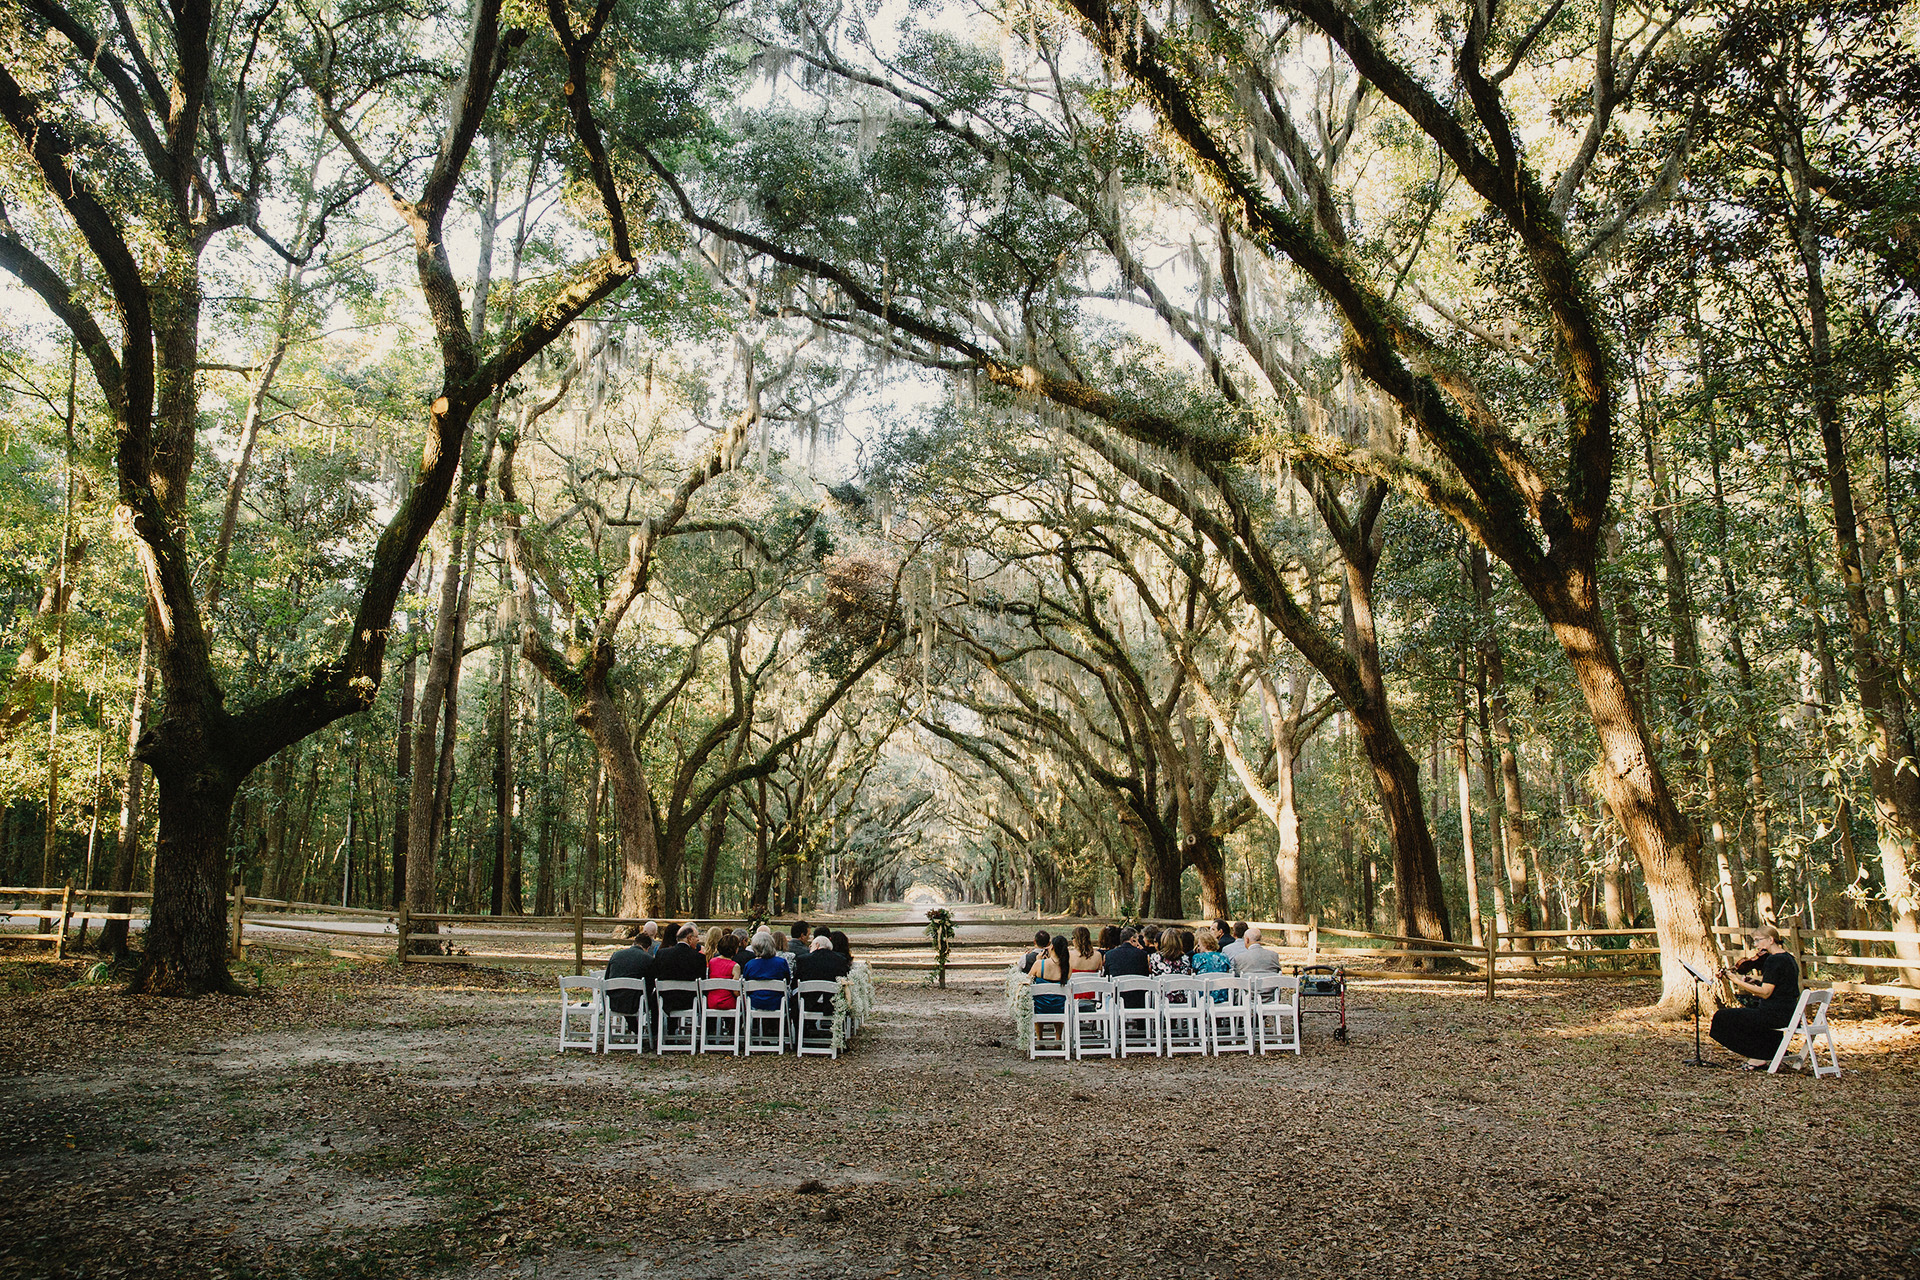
[1149,927,1195,977]
[1068,926,1104,975]
[651,924,706,1012]
[705,933,742,1009]
[604,925,654,1030]
[829,929,853,959]
[1222,922,1250,964]
[788,920,813,959]
[1021,929,1051,973]
[1180,929,1197,958]
[1097,925,1122,951]
[1101,927,1152,1009]
[794,934,851,1013]
[1027,934,1072,1049]
[772,929,789,954]
[742,933,792,1010]
[795,934,852,983]
[1191,929,1234,979]
[1233,925,1282,976]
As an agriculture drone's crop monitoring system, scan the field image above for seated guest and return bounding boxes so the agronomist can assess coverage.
[1212,918,1231,945]
[772,929,789,955]
[1191,929,1234,1000]
[1180,929,1197,958]
[829,929,853,959]
[1021,929,1051,973]
[1222,922,1250,964]
[603,925,655,1030]
[651,924,707,1012]
[706,933,742,1009]
[795,934,852,983]
[1711,926,1803,1069]
[1233,926,1283,976]
[788,920,813,959]
[1068,926,1104,976]
[794,934,851,1013]
[704,925,728,957]
[742,933,792,1009]
[1101,927,1152,1007]
[1142,925,1163,953]
[1097,924,1122,951]
[1027,935,1071,1046]
[1149,927,1195,977]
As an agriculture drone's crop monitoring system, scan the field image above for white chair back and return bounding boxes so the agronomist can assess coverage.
[1029,979,1072,1060]
[1249,973,1300,1055]
[1112,977,1162,1057]
[1768,987,1840,1078]
[698,978,745,1055]
[1204,974,1254,1054]
[558,975,605,1053]
[652,980,700,1054]
[1068,976,1117,1059]
[742,980,790,1055]
[600,977,649,1052]
[794,980,841,1058]
[1158,976,1208,1055]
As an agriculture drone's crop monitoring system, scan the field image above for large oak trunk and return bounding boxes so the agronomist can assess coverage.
[1539,580,1719,1012]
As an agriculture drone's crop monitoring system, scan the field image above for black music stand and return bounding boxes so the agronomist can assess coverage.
[1680,958,1721,1068]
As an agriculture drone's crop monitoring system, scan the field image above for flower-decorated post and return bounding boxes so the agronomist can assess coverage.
[925,908,956,988]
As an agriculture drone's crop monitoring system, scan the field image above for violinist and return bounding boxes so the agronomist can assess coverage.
[1709,926,1802,1070]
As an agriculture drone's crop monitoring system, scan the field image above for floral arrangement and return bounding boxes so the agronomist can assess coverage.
[831,963,876,1054]
[924,908,956,988]
[1005,962,1034,1051]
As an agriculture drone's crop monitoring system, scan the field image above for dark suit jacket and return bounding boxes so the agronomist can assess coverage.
[793,949,851,1012]
[651,942,706,1010]
[603,945,654,1017]
[1102,941,1151,1006]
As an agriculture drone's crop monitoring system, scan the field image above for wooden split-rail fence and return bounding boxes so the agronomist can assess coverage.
[3,887,1916,1002]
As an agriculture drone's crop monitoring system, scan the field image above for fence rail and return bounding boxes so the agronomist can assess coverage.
[6,889,1916,1001]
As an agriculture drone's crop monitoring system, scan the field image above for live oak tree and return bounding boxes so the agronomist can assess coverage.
[0,0,636,991]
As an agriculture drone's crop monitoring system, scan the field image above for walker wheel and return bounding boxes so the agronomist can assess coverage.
[1333,1025,1349,1044]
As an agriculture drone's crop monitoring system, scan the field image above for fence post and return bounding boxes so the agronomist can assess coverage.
[573,896,584,971]
[229,882,247,960]
[55,879,73,959]
[396,901,410,963]
[1486,930,1499,1000]
[1306,914,1318,963]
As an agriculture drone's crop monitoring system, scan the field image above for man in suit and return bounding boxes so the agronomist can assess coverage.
[1221,921,1250,965]
[793,934,851,1015]
[787,920,813,960]
[604,927,655,1032]
[651,924,707,1015]
[1099,927,1152,1010]
[1233,925,1283,976]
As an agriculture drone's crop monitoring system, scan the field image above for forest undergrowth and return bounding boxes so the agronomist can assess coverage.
[1,950,1915,1280]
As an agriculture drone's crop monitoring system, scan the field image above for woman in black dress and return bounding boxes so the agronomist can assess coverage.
[1710,926,1802,1069]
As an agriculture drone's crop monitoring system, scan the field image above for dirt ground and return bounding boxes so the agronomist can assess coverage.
[1,949,1916,1280]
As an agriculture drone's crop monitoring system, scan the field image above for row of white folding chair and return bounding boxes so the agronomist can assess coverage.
[1031,974,1300,1060]
[567,975,847,1057]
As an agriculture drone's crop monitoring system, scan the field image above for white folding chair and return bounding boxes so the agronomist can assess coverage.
[600,977,649,1053]
[794,980,840,1058]
[1250,973,1300,1054]
[1159,976,1209,1056]
[743,980,790,1054]
[557,975,604,1052]
[653,980,700,1055]
[698,978,745,1055]
[1029,982,1072,1060]
[1204,974,1254,1054]
[1113,977,1162,1057]
[1769,988,1841,1078]
[1068,975,1117,1059]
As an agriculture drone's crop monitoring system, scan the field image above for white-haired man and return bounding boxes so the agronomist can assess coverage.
[1232,925,1282,976]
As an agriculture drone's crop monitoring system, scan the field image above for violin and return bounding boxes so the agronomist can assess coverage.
[1732,953,1765,976]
